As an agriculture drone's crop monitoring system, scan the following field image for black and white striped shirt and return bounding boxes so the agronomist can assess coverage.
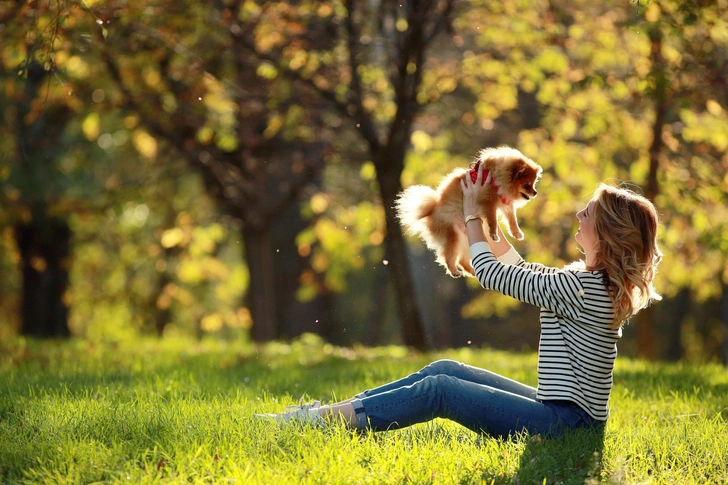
[470,242,620,421]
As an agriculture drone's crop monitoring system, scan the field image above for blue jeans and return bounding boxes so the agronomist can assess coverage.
[350,359,601,438]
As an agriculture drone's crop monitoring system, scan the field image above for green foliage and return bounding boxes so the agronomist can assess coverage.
[1,336,727,484]
[2,0,728,356]
[68,174,248,340]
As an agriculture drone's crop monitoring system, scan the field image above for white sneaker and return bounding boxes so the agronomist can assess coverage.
[254,398,324,426]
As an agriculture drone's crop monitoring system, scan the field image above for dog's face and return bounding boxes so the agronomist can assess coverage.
[507,159,542,202]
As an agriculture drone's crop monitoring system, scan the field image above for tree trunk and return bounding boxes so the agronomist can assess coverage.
[14,214,72,338]
[315,285,341,344]
[363,253,391,347]
[722,281,728,367]
[376,168,428,350]
[243,226,279,342]
[636,29,667,361]
[664,287,690,361]
[154,268,173,338]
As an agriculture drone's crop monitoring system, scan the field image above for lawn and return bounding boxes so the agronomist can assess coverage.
[1,334,726,484]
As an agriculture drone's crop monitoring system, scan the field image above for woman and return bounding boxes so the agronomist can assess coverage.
[255,164,663,438]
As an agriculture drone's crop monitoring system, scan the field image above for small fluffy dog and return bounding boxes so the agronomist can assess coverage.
[395,146,542,277]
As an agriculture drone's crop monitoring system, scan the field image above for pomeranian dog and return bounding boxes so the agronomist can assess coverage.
[395,146,542,277]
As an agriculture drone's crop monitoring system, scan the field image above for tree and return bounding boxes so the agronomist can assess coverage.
[0,3,91,337]
[453,0,728,360]
[242,0,457,349]
[87,0,335,341]
[640,0,728,362]
[1,1,198,340]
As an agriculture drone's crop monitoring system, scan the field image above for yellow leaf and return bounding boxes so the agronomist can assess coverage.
[177,259,202,283]
[132,129,157,159]
[411,130,433,153]
[197,126,214,144]
[289,50,307,71]
[66,56,90,78]
[161,228,185,248]
[536,48,568,75]
[312,252,329,272]
[124,115,138,129]
[200,313,224,332]
[710,131,728,151]
[317,2,333,16]
[310,193,329,214]
[559,118,578,139]
[215,132,239,151]
[264,115,283,139]
[360,162,376,181]
[568,24,585,40]
[645,2,660,22]
[242,0,262,18]
[144,69,161,87]
[438,76,457,93]
[706,100,723,116]
[363,94,377,111]
[82,113,99,141]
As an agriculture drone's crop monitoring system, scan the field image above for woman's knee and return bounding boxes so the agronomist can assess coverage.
[419,374,459,396]
[422,359,462,376]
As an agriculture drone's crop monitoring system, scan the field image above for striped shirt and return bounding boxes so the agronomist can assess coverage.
[470,241,621,421]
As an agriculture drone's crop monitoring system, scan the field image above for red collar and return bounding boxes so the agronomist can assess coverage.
[469,166,510,204]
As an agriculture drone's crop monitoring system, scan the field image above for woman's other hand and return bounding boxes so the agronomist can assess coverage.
[460,162,491,219]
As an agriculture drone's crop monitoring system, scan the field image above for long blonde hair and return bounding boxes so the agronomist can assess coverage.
[589,184,663,328]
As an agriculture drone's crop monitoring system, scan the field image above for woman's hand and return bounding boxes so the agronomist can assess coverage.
[459,164,512,256]
[459,162,492,219]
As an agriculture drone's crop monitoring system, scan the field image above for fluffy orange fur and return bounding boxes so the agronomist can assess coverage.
[395,146,542,277]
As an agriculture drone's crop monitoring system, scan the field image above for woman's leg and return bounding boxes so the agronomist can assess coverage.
[284,360,539,430]
[355,359,537,400]
[346,374,563,438]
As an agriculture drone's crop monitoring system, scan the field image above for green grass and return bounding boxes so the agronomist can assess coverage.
[1,334,726,484]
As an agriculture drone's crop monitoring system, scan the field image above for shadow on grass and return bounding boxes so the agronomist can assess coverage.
[510,426,605,485]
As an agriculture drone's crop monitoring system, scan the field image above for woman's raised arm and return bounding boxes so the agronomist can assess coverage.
[460,166,514,258]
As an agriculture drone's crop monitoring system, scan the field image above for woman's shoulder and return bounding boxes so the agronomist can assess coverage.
[563,262,607,281]
[572,269,608,289]
[559,266,611,298]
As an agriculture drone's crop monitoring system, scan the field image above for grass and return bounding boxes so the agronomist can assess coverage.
[1,334,727,484]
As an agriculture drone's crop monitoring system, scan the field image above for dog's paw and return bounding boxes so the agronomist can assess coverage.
[490,232,500,242]
[513,230,524,240]
[450,270,462,278]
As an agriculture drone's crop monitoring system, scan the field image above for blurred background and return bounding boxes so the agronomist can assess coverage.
[1,0,726,363]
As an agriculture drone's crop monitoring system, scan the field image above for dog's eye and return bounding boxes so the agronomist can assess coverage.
[524,184,531,190]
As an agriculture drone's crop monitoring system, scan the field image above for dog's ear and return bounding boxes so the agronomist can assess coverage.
[510,159,529,180]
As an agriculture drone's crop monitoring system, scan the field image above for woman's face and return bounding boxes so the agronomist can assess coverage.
[575,199,598,254]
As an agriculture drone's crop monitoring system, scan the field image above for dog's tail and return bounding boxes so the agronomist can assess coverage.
[394,185,438,237]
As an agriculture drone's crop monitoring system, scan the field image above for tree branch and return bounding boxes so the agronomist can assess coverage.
[386,0,429,152]
[266,146,327,221]
[344,0,382,153]
[236,27,381,153]
[423,0,455,46]
[97,36,245,218]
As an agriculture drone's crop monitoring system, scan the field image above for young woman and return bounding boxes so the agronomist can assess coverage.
[255,164,663,438]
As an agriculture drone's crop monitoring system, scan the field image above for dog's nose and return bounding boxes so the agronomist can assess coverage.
[533,189,538,196]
